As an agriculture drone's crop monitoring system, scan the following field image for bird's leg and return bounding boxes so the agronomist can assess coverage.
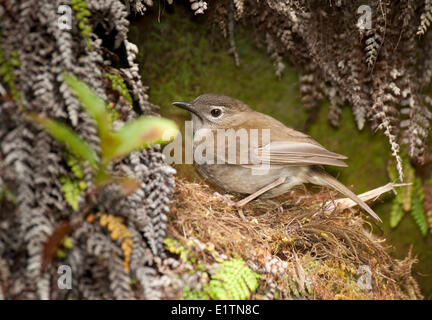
[235,177,286,208]
[236,207,247,222]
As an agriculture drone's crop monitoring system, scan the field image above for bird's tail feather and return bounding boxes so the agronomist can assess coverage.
[309,169,382,223]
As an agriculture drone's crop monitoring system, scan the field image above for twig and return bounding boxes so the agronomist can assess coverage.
[228,2,240,67]
[324,182,411,212]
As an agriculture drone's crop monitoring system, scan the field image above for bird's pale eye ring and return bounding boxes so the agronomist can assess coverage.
[210,108,223,118]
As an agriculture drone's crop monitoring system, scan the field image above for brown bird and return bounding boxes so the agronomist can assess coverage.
[172,94,382,222]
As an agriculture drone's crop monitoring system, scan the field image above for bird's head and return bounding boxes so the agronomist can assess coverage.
[172,94,251,130]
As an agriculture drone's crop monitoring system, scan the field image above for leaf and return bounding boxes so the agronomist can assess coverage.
[62,72,112,140]
[387,160,398,182]
[59,176,82,211]
[411,178,428,236]
[390,199,405,228]
[63,73,178,165]
[402,162,415,212]
[30,113,98,170]
[208,258,260,300]
[104,116,178,162]
[66,154,84,179]
[387,158,414,212]
[427,211,432,235]
[105,73,132,102]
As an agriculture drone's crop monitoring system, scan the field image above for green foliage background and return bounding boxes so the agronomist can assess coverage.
[130,4,432,298]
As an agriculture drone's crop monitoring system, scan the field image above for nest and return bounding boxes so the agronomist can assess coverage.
[166,178,423,300]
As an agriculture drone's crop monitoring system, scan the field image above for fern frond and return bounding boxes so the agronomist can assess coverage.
[71,0,93,50]
[0,41,21,104]
[390,199,405,228]
[411,179,428,236]
[402,163,415,212]
[327,87,343,127]
[288,279,300,298]
[364,29,382,69]
[95,213,133,272]
[105,73,133,102]
[181,286,210,300]
[417,0,432,36]
[208,258,260,300]
[59,176,84,211]
[66,154,84,179]
[426,210,432,234]
[387,159,412,228]
[164,238,198,265]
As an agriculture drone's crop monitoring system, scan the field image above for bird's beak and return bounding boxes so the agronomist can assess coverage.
[172,101,202,120]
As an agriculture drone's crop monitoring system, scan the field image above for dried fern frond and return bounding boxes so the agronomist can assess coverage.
[417,0,432,35]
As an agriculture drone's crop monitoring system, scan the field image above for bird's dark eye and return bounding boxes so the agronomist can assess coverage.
[210,108,222,118]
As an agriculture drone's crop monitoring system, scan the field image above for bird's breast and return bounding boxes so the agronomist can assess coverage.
[195,163,310,198]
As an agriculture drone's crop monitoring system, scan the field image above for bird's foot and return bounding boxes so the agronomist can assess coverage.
[236,207,248,222]
[212,192,236,206]
[212,192,248,221]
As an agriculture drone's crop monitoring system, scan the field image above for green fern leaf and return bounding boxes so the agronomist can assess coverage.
[411,178,428,236]
[105,73,133,102]
[59,176,82,211]
[181,286,209,300]
[387,158,414,212]
[427,211,432,235]
[390,200,405,228]
[70,0,92,50]
[402,163,415,212]
[208,258,260,300]
[66,154,84,179]
[386,161,398,182]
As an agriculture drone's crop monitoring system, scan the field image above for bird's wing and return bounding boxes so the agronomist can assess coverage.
[245,112,348,167]
[255,140,348,167]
